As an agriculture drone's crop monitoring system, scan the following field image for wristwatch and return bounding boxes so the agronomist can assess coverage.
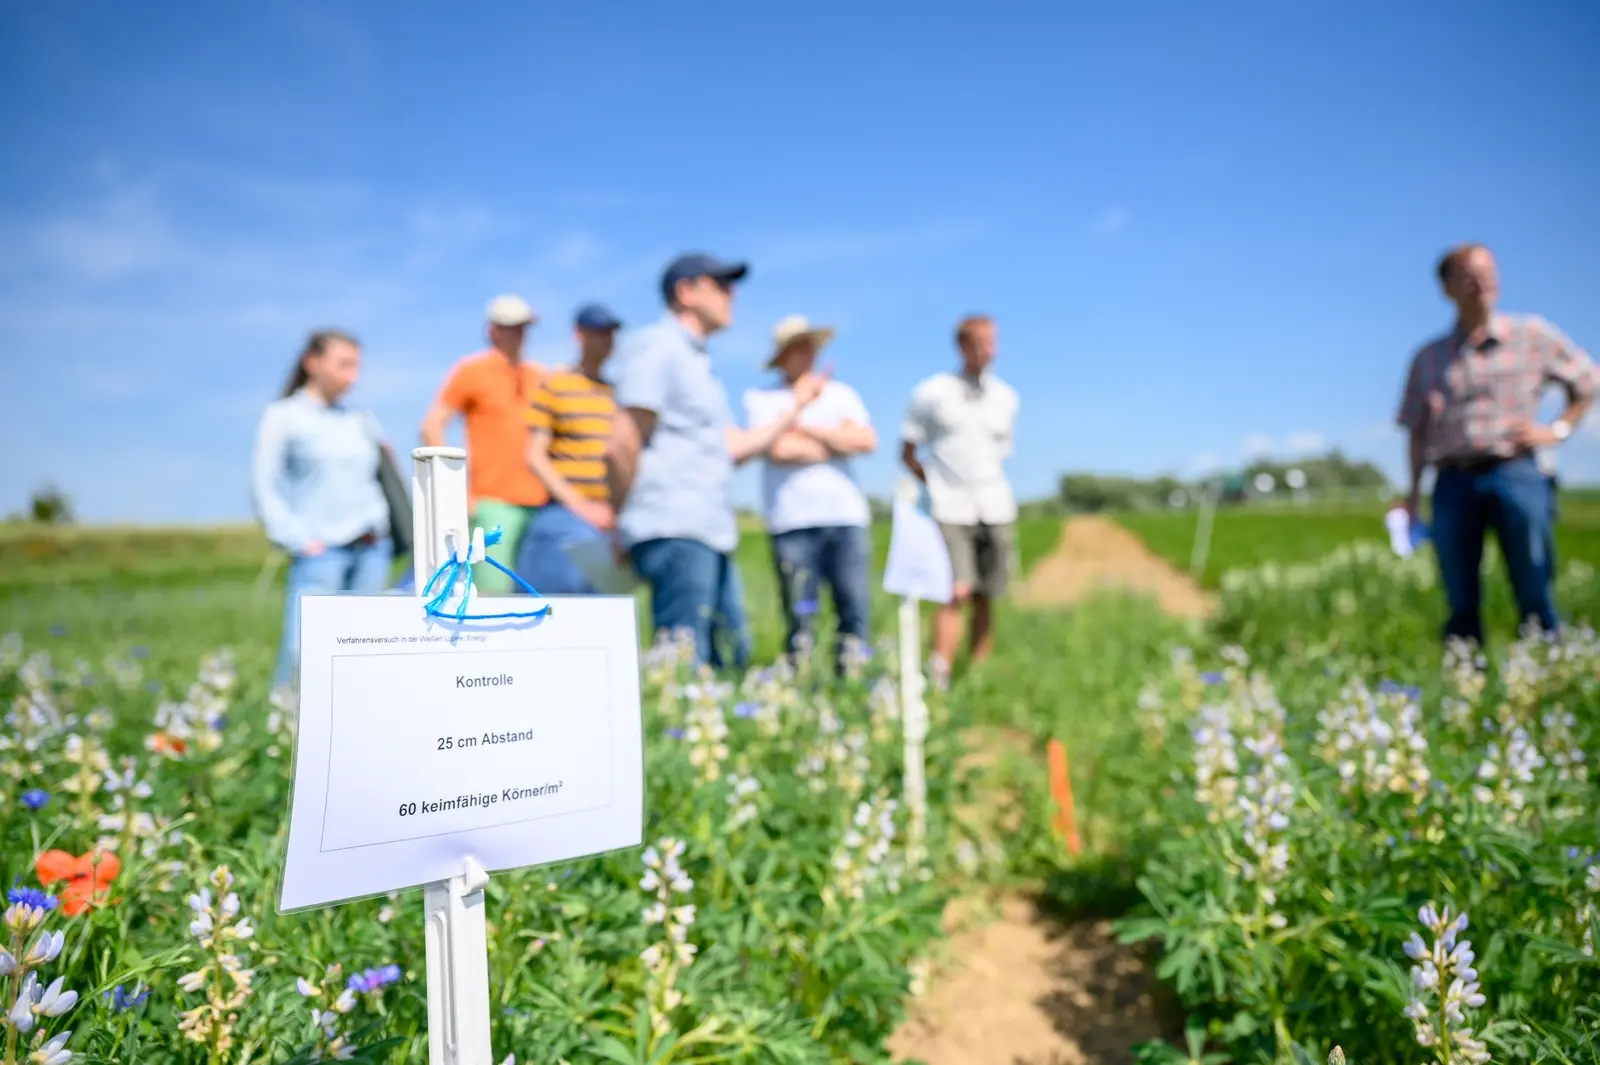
[1551,418,1572,442]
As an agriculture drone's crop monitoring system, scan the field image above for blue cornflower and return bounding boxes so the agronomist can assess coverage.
[131,645,149,659]
[20,789,48,811]
[7,887,57,910]
[794,599,819,617]
[1199,671,1224,685]
[665,728,686,740]
[209,715,227,731]
[48,624,66,638]
[347,964,403,993]
[733,702,757,719]
[104,983,150,1012]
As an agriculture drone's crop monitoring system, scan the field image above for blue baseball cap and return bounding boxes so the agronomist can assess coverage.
[659,253,748,304]
[574,303,622,331]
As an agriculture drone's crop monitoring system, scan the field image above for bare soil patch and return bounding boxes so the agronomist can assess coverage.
[890,727,1173,1065]
[889,894,1168,1065]
[1012,517,1213,619]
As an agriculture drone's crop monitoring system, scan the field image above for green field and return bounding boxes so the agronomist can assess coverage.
[1116,490,1600,588]
[3,509,1598,1063]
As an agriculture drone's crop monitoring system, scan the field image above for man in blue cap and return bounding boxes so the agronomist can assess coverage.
[516,302,625,594]
[607,254,827,668]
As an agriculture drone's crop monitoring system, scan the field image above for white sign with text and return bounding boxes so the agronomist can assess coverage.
[279,594,644,911]
[882,497,954,604]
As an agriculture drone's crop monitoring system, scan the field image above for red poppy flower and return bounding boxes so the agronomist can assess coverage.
[35,849,120,916]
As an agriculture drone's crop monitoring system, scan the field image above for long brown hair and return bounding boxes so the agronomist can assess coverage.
[280,328,360,398]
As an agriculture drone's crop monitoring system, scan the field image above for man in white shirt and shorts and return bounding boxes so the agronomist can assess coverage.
[900,314,1019,691]
[745,315,878,674]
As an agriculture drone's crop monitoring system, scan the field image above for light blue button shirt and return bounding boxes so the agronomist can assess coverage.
[251,389,390,553]
[612,315,737,553]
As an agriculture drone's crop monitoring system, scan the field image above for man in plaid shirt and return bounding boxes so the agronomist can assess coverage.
[1396,243,1597,646]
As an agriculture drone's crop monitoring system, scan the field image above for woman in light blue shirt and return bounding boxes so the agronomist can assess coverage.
[252,329,393,690]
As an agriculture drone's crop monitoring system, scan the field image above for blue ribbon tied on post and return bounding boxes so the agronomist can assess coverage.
[421,525,552,631]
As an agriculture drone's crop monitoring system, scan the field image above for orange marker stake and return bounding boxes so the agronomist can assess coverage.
[1047,738,1082,856]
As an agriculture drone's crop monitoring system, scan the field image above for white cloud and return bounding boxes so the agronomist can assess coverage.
[1191,452,1221,474]
[1284,430,1327,455]
[1241,434,1274,458]
[1093,206,1130,237]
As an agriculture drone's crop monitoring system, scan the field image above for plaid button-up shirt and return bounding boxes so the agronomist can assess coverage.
[1396,313,1597,467]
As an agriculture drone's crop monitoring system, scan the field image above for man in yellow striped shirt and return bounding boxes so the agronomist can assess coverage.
[516,303,622,593]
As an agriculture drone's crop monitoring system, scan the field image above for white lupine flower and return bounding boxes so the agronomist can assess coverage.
[176,865,254,1052]
[8,972,38,1033]
[31,1028,73,1065]
[825,792,902,906]
[724,773,762,830]
[637,837,698,1037]
[1191,703,1240,823]
[1402,903,1490,1064]
[24,930,64,967]
[1472,722,1545,822]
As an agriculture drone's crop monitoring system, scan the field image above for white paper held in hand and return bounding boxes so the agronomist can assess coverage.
[882,495,953,604]
[278,594,645,912]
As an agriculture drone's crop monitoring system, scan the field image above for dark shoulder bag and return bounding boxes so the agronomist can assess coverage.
[363,413,414,558]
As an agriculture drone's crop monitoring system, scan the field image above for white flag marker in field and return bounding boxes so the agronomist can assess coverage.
[882,477,953,864]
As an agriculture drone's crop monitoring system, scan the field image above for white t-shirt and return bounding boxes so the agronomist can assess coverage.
[900,370,1019,525]
[743,380,874,535]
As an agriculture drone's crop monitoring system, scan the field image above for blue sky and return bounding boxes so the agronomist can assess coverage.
[2,0,1597,523]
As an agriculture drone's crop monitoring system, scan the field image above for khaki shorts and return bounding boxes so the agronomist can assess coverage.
[938,522,1014,598]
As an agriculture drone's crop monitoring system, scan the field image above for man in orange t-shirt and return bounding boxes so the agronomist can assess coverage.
[420,294,550,592]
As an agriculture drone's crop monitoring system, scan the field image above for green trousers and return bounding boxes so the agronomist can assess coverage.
[469,500,534,594]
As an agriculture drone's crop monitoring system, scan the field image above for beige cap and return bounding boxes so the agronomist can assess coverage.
[486,294,536,327]
[767,314,835,368]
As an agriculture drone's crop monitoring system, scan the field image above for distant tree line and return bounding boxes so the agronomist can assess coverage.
[1046,450,1393,514]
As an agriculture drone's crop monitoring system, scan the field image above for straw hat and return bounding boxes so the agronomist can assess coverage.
[767,314,835,368]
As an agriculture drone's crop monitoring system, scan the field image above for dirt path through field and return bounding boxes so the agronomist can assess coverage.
[889,726,1173,1065]
[1012,516,1213,618]
[889,518,1199,1063]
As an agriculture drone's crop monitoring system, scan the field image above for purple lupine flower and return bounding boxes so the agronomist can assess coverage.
[48,624,66,638]
[665,728,686,740]
[795,599,819,617]
[20,789,48,811]
[1199,671,1224,686]
[209,715,227,731]
[104,983,150,1012]
[348,964,403,993]
[131,646,150,659]
[733,702,757,719]
[1378,679,1422,701]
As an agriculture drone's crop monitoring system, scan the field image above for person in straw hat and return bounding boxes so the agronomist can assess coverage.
[744,314,878,673]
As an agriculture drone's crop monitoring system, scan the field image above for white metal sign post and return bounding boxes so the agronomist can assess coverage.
[882,476,952,866]
[412,446,494,1065]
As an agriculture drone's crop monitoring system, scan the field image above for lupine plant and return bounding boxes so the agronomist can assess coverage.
[0,623,961,1064]
[1117,544,1600,1064]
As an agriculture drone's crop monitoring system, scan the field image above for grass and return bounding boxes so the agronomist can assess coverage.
[0,517,1066,673]
[1113,491,1600,589]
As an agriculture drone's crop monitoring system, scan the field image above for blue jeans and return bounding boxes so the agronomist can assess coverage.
[1431,455,1558,646]
[273,537,394,690]
[629,538,750,671]
[771,524,871,672]
[514,504,603,595]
